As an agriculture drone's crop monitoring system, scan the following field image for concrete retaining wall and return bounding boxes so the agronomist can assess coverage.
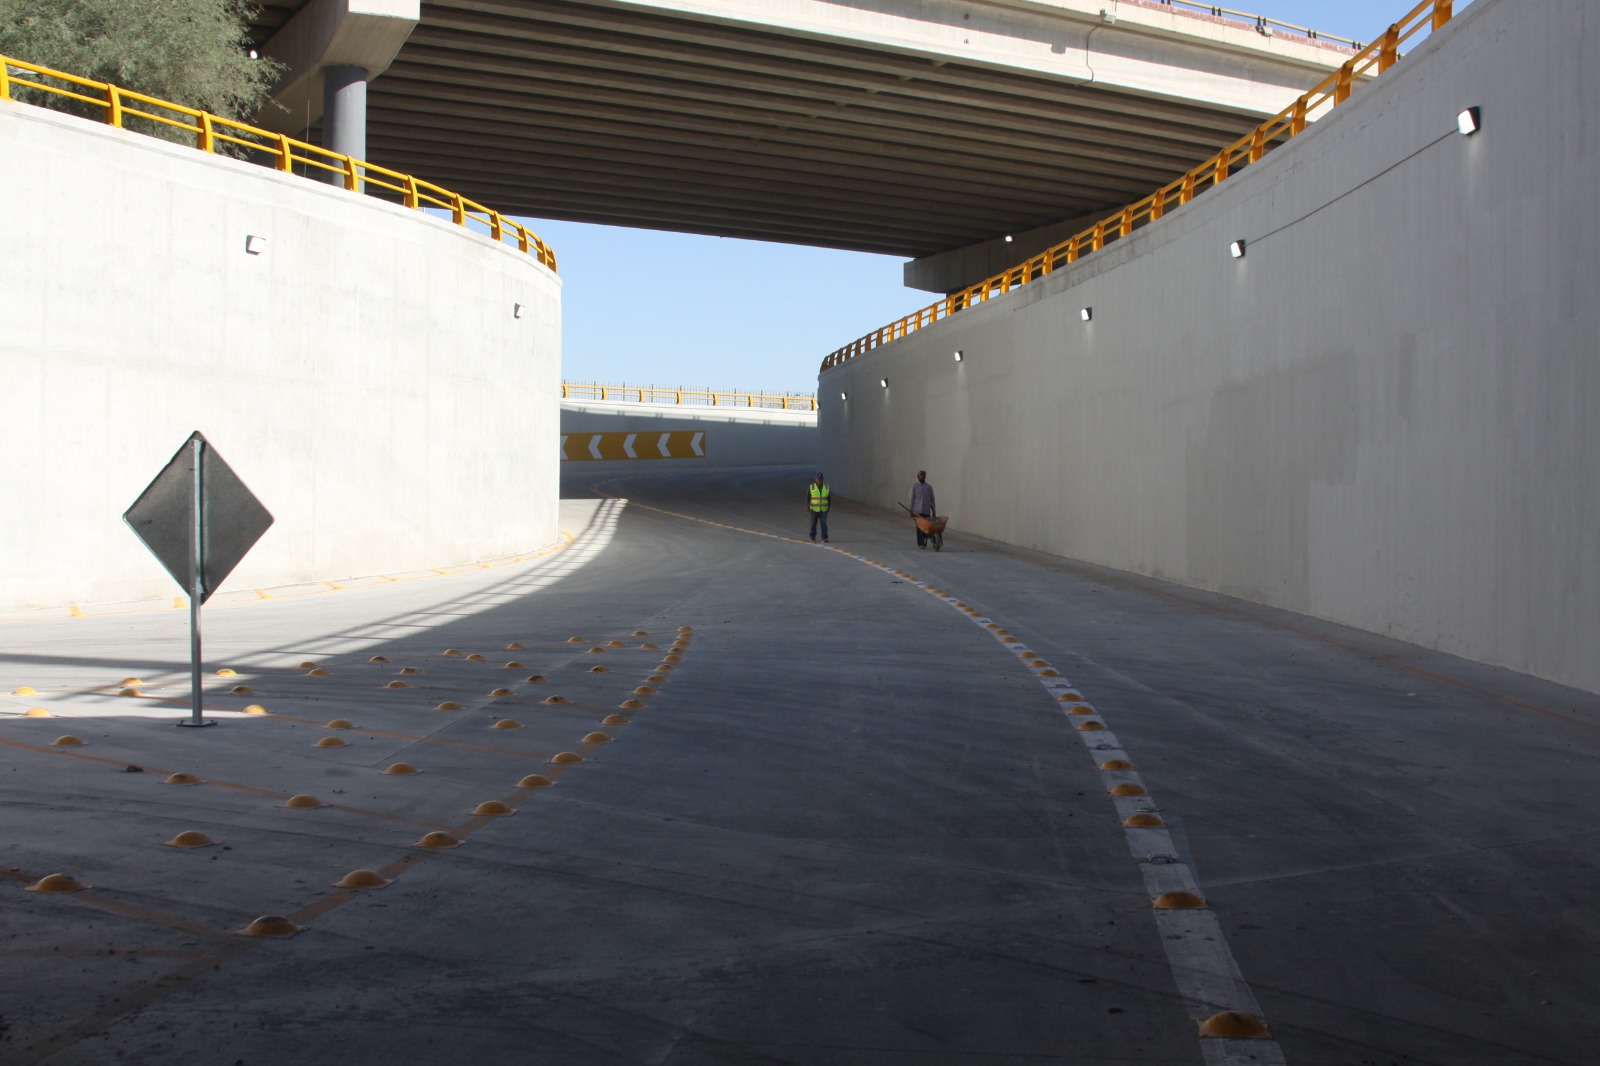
[560,400,816,478]
[820,0,1600,694]
[0,103,561,610]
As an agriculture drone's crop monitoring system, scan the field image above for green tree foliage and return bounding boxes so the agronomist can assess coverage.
[0,0,283,141]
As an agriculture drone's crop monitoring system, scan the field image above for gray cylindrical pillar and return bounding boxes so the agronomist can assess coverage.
[322,64,368,183]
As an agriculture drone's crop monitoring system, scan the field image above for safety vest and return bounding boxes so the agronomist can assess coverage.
[809,483,831,512]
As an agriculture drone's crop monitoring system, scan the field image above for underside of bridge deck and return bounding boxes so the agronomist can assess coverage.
[247,0,1350,257]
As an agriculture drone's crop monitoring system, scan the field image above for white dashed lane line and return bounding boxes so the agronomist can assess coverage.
[598,484,1290,1062]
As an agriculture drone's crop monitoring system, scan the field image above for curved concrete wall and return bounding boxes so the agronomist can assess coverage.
[0,104,561,611]
[820,0,1600,694]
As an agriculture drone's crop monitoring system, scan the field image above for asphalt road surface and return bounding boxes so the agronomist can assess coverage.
[2,466,1595,1065]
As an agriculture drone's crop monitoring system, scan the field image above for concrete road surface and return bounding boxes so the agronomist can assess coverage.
[2,466,1595,1065]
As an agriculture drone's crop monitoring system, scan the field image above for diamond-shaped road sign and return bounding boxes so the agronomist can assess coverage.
[123,432,273,604]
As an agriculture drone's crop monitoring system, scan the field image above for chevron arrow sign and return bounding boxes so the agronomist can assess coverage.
[561,431,707,461]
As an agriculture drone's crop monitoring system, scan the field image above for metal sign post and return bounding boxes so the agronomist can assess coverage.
[186,435,207,727]
[124,432,274,728]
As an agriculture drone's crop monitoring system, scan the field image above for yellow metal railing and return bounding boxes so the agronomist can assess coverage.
[819,0,1453,374]
[0,55,556,271]
[562,383,817,412]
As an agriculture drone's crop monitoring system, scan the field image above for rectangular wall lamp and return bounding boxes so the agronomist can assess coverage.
[1080,307,1093,322]
[1230,239,1247,259]
[953,350,964,362]
[1457,107,1480,135]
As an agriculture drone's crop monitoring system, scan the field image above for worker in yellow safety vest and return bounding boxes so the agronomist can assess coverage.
[808,472,831,543]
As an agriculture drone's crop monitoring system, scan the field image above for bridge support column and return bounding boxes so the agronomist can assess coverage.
[323,64,367,177]
[251,0,418,143]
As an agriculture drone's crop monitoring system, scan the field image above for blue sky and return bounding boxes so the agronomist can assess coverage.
[526,1,1467,396]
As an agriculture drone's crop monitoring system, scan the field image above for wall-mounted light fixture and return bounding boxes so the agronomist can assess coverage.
[1004,234,1014,243]
[1229,239,1247,259]
[244,234,267,255]
[840,391,848,401]
[953,350,964,362]
[1080,307,1093,322]
[1457,107,1480,136]
[513,302,526,319]
[879,378,888,388]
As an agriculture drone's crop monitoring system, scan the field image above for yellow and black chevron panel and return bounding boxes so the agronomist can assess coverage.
[561,431,706,462]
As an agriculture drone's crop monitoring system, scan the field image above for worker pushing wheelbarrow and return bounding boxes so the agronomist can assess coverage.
[899,506,948,551]
[901,469,947,551]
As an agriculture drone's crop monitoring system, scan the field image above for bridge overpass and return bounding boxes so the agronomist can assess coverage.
[243,0,1359,288]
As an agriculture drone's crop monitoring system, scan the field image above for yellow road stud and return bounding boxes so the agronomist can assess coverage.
[240,915,301,937]
[26,873,88,893]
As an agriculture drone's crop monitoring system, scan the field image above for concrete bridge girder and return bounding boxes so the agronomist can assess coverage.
[247,0,1355,259]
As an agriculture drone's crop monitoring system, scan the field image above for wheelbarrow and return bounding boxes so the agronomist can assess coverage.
[898,503,947,551]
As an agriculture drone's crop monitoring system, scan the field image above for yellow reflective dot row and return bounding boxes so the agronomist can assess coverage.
[23,624,694,929]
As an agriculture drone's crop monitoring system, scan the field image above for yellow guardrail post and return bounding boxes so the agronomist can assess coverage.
[1334,60,1355,104]
[197,111,215,154]
[1379,25,1401,71]
[104,82,122,128]
[1433,0,1452,30]
[1248,126,1266,164]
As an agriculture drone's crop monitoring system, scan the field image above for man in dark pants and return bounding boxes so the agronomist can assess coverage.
[909,470,936,548]
[808,471,831,543]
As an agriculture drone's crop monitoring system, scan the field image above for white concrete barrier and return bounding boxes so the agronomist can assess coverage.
[820,0,1600,694]
[560,400,816,478]
[0,104,561,611]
